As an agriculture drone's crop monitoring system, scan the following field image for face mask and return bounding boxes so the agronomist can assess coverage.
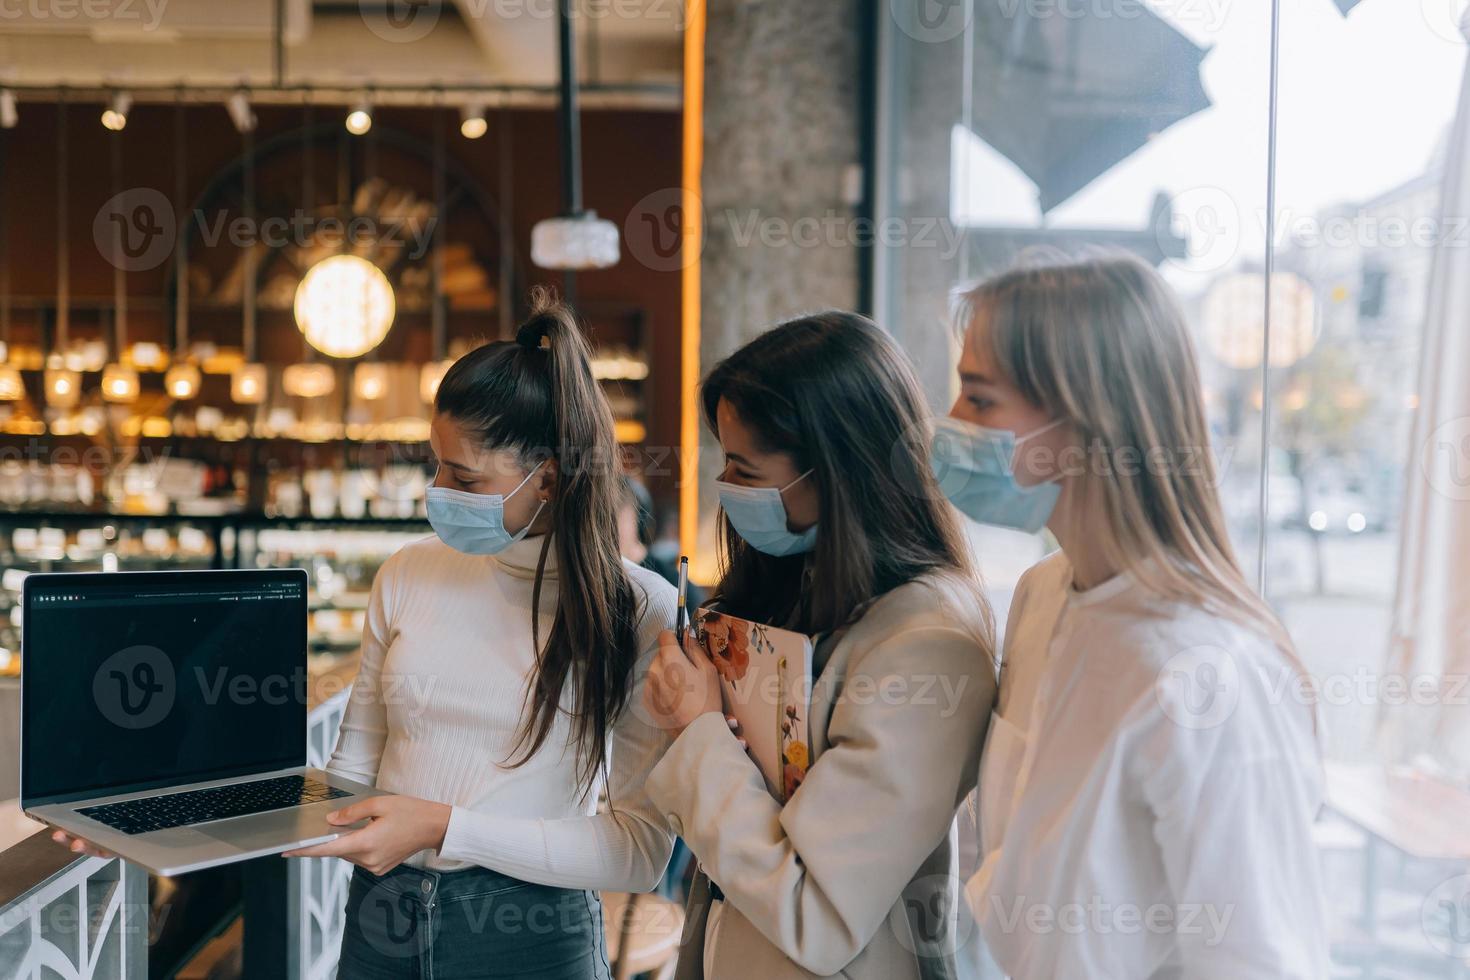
[426,461,547,556]
[716,470,818,557]
[931,416,1063,534]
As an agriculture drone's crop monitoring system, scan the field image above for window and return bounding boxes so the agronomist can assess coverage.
[877,0,1468,971]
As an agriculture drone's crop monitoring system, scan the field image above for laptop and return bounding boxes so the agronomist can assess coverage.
[21,568,385,876]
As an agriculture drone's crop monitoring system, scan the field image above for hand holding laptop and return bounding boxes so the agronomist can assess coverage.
[282,794,451,876]
[49,828,114,859]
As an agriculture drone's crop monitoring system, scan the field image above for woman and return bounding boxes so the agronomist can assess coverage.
[938,253,1326,978]
[642,312,996,979]
[286,291,678,977]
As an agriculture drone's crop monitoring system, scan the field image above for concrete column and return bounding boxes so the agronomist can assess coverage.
[693,0,865,579]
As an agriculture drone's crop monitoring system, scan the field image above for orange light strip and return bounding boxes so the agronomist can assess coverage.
[679,0,706,567]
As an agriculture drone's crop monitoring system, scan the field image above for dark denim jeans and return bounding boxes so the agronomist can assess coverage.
[337,864,611,979]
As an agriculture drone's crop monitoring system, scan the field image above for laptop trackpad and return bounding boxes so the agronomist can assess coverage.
[196,805,340,851]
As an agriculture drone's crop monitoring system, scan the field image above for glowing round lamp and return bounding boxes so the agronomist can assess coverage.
[294,255,397,358]
[101,364,140,403]
[231,363,268,404]
[165,363,202,399]
[283,362,337,398]
[531,212,620,270]
[0,366,21,401]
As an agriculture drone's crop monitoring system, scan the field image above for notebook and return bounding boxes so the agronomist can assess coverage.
[691,607,814,802]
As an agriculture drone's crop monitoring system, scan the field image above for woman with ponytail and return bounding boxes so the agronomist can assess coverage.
[286,290,678,978]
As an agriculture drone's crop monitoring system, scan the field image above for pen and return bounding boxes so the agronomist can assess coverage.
[675,555,690,644]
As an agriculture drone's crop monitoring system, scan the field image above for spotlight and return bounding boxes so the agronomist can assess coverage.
[100,92,131,132]
[345,103,373,136]
[459,104,487,140]
[0,90,16,130]
[226,89,256,133]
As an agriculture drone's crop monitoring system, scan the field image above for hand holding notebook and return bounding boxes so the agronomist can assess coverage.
[690,607,814,802]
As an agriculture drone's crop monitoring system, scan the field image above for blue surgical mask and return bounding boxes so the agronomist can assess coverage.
[931,416,1062,534]
[716,470,818,557]
[426,462,547,555]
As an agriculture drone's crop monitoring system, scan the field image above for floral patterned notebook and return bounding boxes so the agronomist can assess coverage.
[693,607,814,802]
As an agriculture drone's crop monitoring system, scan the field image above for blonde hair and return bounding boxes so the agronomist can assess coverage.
[963,250,1298,662]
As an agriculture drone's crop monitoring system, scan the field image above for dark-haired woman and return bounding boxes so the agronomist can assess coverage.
[642,312,997,980]
[285,292,678,978]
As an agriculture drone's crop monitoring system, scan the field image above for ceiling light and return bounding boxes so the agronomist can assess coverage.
[44,363,80,410]
[345,103,373,136]
[532,212,620,270]
[101,92,131,132]
[419,359,453,403]
[354,363,390,401]
[459,105,487,140]
[101,364,140,403]
[0,90,16,130]
[127,341,167,371]
[164,362,201,399]
[294,255,396,358]
[0,366,22,401]
[231,363,267,404]
[283,362,336,398]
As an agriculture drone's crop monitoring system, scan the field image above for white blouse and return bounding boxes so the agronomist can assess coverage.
[968,553,1328,979]
[327,532,678,891]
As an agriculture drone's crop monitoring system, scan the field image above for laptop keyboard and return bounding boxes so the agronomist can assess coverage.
[77,775,350,836]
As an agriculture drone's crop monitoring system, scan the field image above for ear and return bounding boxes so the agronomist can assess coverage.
[536,459,560,501]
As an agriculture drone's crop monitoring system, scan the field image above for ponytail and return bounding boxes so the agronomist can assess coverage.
[435,287,640,798]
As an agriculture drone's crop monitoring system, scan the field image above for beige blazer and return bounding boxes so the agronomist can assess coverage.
[644,571,996,980]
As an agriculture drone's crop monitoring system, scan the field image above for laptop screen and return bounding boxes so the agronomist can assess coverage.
[21,569,310,807]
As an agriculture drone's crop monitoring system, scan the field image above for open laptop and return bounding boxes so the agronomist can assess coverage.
[21,568,385,876]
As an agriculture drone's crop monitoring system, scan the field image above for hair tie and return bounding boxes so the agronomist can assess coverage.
[517,318,552,351]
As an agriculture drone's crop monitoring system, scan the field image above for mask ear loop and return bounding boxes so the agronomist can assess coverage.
[505,460,550,540]
[780,469,816,494]
[1011,419,1069,484]
[506,459,548,501]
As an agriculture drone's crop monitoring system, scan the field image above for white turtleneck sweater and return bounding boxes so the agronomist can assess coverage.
[326,532,679,891]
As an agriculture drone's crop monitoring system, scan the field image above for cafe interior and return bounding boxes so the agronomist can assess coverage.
[0,0,1467,976]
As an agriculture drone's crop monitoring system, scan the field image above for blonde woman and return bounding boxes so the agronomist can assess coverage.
[933,253,1327,978]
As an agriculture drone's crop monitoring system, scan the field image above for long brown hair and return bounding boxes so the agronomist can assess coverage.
[702,311,980,635]
[435,288,639,796]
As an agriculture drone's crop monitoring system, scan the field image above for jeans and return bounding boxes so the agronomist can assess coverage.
[337,863,611,979]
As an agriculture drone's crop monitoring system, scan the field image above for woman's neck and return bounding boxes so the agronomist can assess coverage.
[1046,480,1121,592]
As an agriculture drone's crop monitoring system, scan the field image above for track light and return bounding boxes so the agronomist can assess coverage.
[459,104,487,140]
[345,103,373,136]
[0,90,16,130]
[226,89,256,133]
[100,92,131,132]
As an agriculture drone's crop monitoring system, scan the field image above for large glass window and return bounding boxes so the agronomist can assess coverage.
[878,0,1469,971]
